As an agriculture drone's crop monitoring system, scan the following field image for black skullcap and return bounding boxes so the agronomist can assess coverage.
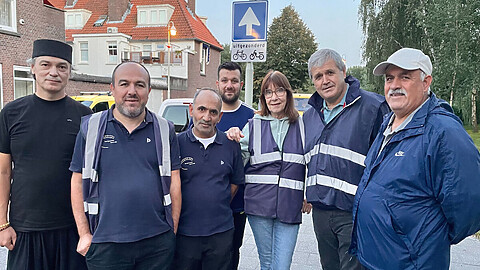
[32,39,72,64]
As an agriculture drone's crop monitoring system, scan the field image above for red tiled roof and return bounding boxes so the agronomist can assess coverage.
[47,0,66,9]
[64,0,222,50]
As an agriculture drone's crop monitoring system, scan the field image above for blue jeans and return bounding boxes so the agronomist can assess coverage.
[248,215,299,270]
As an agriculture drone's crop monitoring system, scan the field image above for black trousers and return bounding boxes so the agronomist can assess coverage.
[85,230,175,270]
[173,229,234,270]
[231,211,247,270]
[7,226,87,270]
[312,207,362,270]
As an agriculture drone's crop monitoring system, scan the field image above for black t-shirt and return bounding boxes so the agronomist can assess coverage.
[0,94,92,231]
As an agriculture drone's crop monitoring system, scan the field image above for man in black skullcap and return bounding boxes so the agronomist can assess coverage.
[0,39,91,269]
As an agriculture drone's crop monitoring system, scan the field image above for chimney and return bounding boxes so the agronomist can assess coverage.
[108,0,130,21]
[187,0,195,14]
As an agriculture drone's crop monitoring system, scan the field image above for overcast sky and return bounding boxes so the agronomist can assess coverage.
[196,0,365,67]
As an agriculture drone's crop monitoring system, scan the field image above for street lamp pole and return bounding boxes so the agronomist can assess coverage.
[167,21,176,100]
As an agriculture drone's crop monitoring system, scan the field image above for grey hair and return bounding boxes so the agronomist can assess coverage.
[419,70,431,95]
[26,57,36,65]
[308,49,346,79]
[193,87,223,111]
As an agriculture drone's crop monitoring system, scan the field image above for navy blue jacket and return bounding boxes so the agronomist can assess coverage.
[351,94,480,269]
[303,76,389,211]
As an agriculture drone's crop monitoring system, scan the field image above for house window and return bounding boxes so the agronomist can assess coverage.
[139,11,147,24]
[158,10,167,24]
[108,42,118,64]
[172,51,182,64]
[150,10,158,23]
[200,44,210,75]
[0,0,16,32]
[66,14,74,26]
[75,14,82,26]
[142,45,152,64]
[130,52,141,63]
[136,5,171,26]
[13,66,34,100]
[80,42,88,62]
[122,51,130,62]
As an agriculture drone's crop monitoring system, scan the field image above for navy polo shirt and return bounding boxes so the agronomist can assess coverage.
[70,108,181,243]
[177,128,245,236]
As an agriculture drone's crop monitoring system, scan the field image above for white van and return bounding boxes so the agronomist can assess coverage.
[158,98,193,133]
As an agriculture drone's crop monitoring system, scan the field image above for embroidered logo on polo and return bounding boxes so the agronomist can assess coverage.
[102,134,117,149]
[146,138,151,143]
[181,157,195,170]
[221,160,224,165]
[395,151,405,157]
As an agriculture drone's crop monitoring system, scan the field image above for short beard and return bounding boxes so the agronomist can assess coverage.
[221,91,240,105]
[116,103,146,118]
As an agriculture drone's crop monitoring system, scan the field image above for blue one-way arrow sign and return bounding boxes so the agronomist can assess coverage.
[232,1,268,42]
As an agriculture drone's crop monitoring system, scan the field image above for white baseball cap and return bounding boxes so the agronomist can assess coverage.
[373,48,432,76]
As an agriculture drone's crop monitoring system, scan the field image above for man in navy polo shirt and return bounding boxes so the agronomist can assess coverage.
[215,62,254,270]
[174,88,245,270]
[70,61,182,270]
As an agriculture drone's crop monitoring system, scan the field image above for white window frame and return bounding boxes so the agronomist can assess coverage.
[79,42,88,63]
[200,44,209,75]
[13,66,35,100]
[0,0,17,32]
[136,5,171,26]
[107,42,118,64]
[143,44,152,58]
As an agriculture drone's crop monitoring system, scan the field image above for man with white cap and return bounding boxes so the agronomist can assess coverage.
[0,39,91,269]
[350,48,480,269]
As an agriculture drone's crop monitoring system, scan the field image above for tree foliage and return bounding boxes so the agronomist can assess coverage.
[359,0,480,128]
[253,5,317,97]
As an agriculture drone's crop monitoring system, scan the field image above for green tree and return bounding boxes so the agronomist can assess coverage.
[220,43,231,65]
[253,5,317,98]
[358,0,480,130]
[347,66,376,92]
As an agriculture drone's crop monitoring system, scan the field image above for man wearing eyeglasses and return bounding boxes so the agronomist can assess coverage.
[302,49,389,270]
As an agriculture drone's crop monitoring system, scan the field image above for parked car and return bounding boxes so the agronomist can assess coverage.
[293,93,312,116]
[71,92,115,112]
[158,98,193,133]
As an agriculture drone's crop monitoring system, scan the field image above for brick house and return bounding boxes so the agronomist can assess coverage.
[0,0,65,108]
[51,0,223,112]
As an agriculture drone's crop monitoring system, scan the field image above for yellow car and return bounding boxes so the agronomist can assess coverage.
[293,93,312,116]
[71,93,115,113]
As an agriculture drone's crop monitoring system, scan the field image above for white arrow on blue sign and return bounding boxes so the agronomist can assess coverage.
[232,1,268,42]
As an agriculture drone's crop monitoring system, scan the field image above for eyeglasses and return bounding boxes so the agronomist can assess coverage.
[264,87,287,98]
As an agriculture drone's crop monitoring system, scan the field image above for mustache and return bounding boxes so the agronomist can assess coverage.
[388,88,407,96]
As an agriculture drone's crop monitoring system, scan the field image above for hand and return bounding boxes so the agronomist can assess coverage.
[0,227,16,250]
[226,127,244,142]
[76,233,93,256]
[302,199,312,214]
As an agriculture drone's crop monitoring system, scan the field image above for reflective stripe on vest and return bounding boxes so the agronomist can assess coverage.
[82,113,101,182]
[82,112,173,213]
[305,143,366,167]
[250,118,282,165]
[154,114,172,178]
[246,175,304,191]
[306,174,358,195]
[249,118,306,165]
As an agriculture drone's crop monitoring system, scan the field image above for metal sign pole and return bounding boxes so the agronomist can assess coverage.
[245,62,253,106]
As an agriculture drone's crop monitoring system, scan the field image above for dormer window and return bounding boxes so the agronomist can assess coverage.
[136,4,174,27]
[65,9,92,29]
